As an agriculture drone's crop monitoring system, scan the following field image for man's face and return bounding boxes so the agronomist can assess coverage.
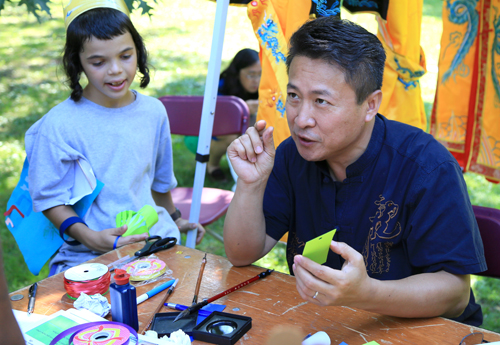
[286,56,373,166]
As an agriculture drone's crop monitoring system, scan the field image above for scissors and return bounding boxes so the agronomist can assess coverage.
[110,235,177,271]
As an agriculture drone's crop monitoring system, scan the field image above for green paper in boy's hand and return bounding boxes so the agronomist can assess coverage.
[302,229,337,264]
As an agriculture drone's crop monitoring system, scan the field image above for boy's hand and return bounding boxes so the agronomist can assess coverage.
[81,224,148,253]
[43,205,149,253]
[176,218,205,244]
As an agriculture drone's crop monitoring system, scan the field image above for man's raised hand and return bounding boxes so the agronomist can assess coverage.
[227,120,275,184]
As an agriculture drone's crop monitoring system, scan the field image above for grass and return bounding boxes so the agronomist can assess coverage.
[1,0,499,333]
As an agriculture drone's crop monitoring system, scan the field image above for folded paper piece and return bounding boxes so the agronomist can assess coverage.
[302,229,337,265]
[74,293,111,318]
[116,204,158,237]
[4,158,103,276]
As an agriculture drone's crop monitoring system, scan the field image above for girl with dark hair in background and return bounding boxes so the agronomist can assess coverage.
[185,48,262,182]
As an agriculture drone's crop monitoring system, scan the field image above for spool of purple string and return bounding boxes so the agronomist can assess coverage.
[48,321,138,345]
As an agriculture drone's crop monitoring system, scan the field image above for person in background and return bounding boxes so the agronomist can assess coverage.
[185,48,261,182]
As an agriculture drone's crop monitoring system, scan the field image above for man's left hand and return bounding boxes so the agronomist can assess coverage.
[293,241,373,307]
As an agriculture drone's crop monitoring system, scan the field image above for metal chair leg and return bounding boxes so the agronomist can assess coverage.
[205,227,224,243]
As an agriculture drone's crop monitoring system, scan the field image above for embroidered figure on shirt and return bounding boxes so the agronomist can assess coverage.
[363,195,401,275]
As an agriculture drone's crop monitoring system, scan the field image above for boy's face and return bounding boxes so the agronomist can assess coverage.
[79,31,138,108]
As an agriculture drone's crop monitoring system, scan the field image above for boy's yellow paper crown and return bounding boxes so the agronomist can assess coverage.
[64,0,130,30]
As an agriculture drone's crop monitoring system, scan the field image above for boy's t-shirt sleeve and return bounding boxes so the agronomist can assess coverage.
[25,118,85,213]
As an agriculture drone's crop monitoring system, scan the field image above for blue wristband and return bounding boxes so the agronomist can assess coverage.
[113,236,121,250]
[59,217,85,246]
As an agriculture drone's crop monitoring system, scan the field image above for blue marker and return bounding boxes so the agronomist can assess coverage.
[136,279,175,304]
[165,303,212,317]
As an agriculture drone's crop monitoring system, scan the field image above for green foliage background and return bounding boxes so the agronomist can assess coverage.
[0,0,499,333]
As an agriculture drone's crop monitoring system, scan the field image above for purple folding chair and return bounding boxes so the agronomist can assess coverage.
[472,205,500,279]
[159,95,249,242]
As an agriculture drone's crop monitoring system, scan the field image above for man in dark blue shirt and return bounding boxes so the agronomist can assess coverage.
[223,17,486,326]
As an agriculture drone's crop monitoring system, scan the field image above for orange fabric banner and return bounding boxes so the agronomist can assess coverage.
[247,0,310,146]
[376,0,427,130]
[431,0,500,182]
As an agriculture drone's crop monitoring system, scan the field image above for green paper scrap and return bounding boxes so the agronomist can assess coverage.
[116,204,158,237]
[363,342,381,345]
[302,229,337,264]
[26,315,78,345]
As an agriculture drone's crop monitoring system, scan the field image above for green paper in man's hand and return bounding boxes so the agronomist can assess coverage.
[302,229,337,264]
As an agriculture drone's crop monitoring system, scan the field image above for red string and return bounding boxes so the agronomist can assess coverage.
[64,270,111,299]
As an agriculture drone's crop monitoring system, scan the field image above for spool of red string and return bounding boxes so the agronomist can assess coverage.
[63,263,111,299]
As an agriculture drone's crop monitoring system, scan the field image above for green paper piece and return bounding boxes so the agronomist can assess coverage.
[116,204,158,237]
[363,342,381,345]
[302,229,337,264]
[26,315,78,344]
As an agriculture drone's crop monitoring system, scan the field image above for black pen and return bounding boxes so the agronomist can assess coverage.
[28,282,37,315]
[165,278,179,301]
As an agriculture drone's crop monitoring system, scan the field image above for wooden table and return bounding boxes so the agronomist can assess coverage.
[10,243,500,344]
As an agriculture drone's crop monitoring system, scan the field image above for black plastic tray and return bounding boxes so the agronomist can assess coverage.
[150,311,198,337]
[193,311,252,345]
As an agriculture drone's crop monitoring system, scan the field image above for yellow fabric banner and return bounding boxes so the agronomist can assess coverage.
[247,0,310,146]
[431,0,500,182]
[376,0,427,130]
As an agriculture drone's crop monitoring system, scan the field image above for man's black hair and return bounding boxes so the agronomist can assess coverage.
[63,8,150,102]
[286,17,386,104]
